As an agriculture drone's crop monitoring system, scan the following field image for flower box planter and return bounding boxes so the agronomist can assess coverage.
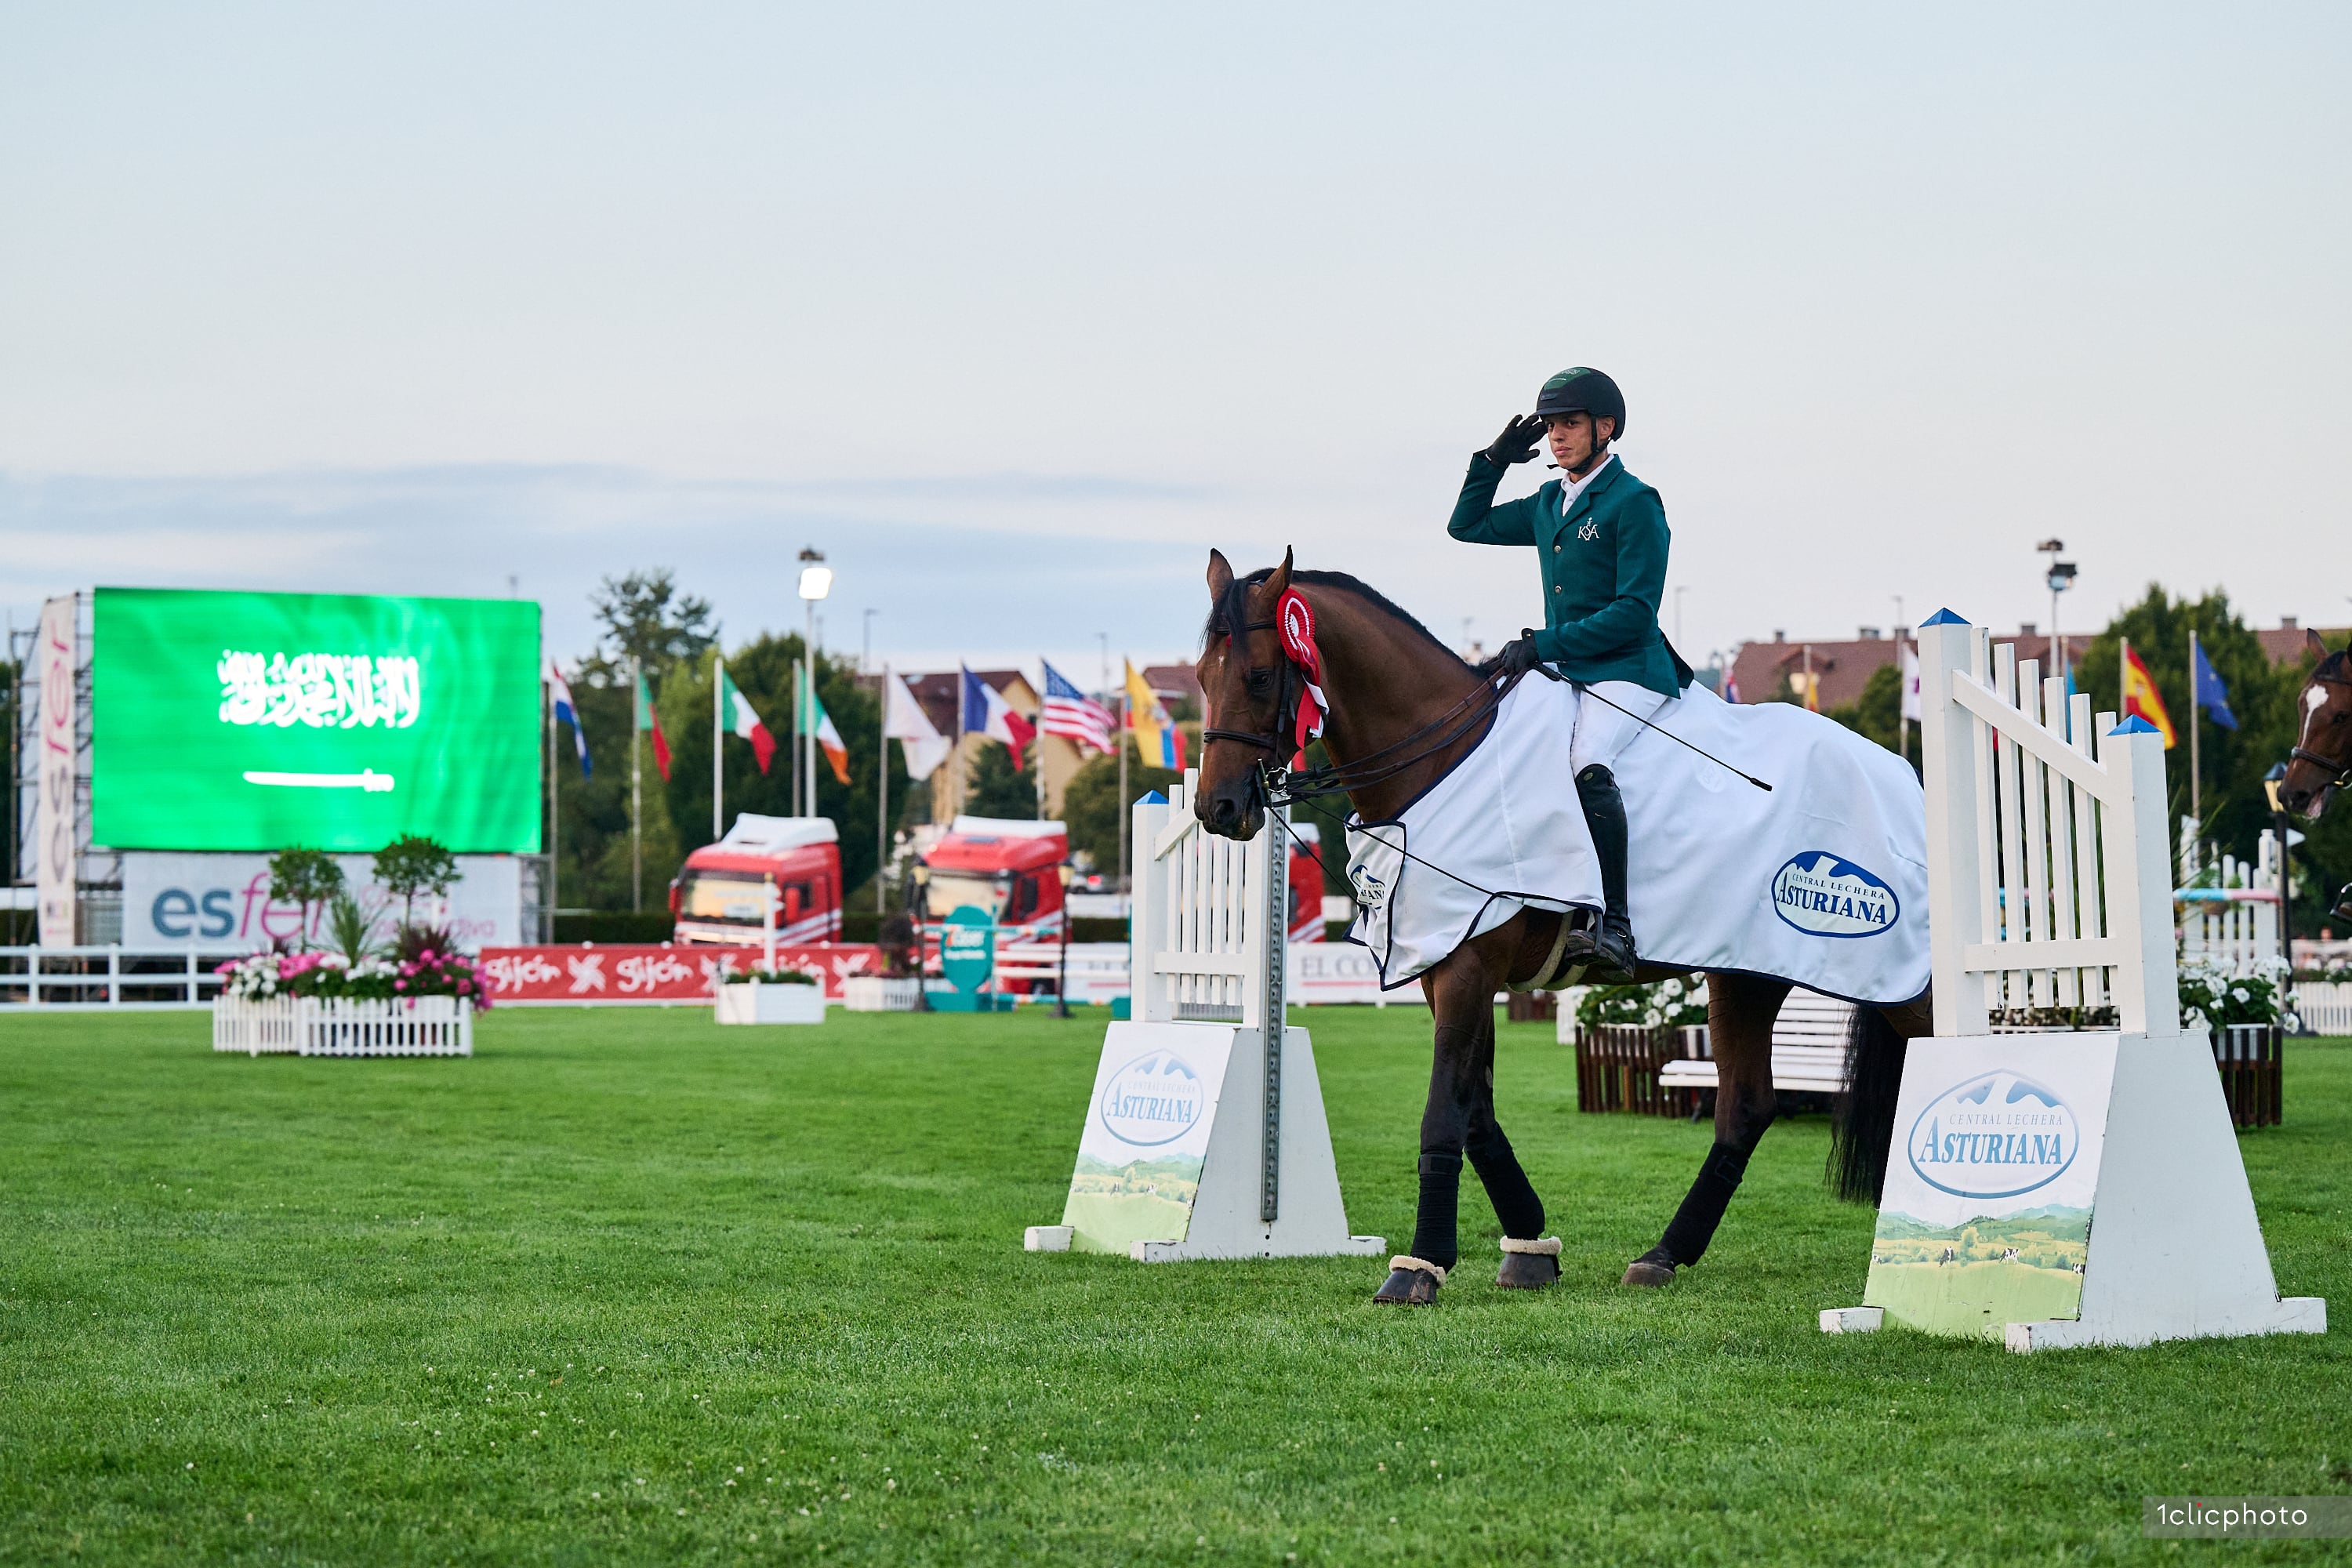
[2211,1022,2283,1129]
[715,982,826,1025]
[841,976,923,1013]
[212,995,474,1057]
[1572,1022,1702,1119]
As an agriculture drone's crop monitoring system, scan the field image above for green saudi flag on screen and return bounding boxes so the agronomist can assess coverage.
[92,587,543,853]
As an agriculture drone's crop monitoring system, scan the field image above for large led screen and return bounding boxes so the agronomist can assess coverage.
[93,588,543,852]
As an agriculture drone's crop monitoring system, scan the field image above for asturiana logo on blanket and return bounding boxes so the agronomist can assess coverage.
[1770,851,1899,938]
[1098,1050,1206,1147]
[1905,1071,2081,1200]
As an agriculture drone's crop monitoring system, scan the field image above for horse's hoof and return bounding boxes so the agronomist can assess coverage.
[1495,1236,1563,1289]
[1373,1259,1444,1305]
[1621,1247,1677,1288]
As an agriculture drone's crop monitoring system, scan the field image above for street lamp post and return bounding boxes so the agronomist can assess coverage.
[1054,862,1076,1018]
[797,548,833,818]
[2038,539,2077,682]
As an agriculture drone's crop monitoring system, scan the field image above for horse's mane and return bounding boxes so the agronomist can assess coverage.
[1203,568,1467,669]
[2318,650,2348,682]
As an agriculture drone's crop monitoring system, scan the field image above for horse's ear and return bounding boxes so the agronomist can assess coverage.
[1262,547,1294,604]
[1207,549,1234,601]
[2311,627,2333,659]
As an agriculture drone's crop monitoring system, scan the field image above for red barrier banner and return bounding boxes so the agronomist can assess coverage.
[477,943,885,1004]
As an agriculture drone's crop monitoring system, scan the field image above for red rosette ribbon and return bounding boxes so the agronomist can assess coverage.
[1276,588,1327,767]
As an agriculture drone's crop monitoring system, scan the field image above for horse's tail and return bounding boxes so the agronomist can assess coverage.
[1828,1004,1909,1206]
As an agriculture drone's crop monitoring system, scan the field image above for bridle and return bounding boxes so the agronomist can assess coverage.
[1198,583,1520,809]
[2290,665,2352,792]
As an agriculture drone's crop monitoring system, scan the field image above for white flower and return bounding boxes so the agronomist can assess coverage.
[2230,986,2249,1004]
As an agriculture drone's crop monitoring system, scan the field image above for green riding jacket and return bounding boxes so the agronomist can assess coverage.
[1447,450,1691,699]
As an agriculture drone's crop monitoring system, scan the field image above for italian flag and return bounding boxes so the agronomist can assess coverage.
[799,681,852,786]
[718,662,778,772]
[636,667,672,782]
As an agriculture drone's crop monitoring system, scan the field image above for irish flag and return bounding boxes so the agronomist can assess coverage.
[718,662,779,772]
[799,680,851,786]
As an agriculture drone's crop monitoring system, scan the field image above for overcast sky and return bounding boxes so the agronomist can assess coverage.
[5,4,2347,683]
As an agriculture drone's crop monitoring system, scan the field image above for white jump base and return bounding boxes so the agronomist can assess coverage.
[714,982,826,1025]
[212,996,474,1057]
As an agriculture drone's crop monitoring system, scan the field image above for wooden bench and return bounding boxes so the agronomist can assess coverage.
[1657,989,1856,1097]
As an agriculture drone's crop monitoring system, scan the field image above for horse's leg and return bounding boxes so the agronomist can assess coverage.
[1623,969,1790,1287]
[1461,995,1559,1287]
[1373,933,1515,1305]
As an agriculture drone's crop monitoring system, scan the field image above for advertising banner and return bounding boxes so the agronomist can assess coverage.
[91,588,542,852]
[1059,1023,1238,1254]
[36,596,78,948]
[1864,1033,2119,1339]
[120,851,524,950]
[477,942,884,1004]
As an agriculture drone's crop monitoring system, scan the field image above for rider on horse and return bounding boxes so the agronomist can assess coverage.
[1448,366,1690,985]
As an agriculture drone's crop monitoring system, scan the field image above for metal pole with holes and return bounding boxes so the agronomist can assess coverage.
[1260,804,1287,1222]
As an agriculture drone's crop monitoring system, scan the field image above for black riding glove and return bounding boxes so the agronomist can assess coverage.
[1485,631,1544,680]
[1482,414,1545,467]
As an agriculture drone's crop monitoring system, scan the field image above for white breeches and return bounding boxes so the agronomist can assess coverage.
[1569,680,1670,775]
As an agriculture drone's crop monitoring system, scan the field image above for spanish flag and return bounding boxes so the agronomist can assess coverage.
[2121,641,2176,749]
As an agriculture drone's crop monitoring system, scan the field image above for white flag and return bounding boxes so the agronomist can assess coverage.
[1900,641,1922,722]
[884,672,951,781]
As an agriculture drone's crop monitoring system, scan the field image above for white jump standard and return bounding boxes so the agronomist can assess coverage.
[1029,776,1385,1263]
[1824,611,2323,1351]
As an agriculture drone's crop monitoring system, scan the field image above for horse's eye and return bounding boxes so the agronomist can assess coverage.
[2334,711,2347,724]
[1246,668,1273,698]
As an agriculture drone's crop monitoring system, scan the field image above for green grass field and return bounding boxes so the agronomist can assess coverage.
[2,1007,2349,1565]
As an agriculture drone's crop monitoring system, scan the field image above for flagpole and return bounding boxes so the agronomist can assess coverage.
[791,657,803,818]
[713,652,724,843]
[1116,670,1129,894]
[2189,629,2201,840]
[878,664,891,918]
[546,663,558,928]
[631,656,643,914]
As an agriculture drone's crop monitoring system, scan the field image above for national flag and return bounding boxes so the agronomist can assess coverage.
[1899,641,1921,722]
[718,662,779,771]
[635,667,671,782]
[1039,661,1115,753]
[884,671,950,780]
[1124,659,1187,771]
[2121,644,2177,749]
[2191,638,2237,730]
[547,659,590,777]
[961,667,1035,770]
[797,679,852,785]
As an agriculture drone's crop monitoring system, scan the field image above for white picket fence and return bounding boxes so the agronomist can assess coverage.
[1129,775,1281,1026]
[1917,619,2175,1035]
[2291,982,2352,1036]
[212,995,474,1057]
[2177,828,2284,979]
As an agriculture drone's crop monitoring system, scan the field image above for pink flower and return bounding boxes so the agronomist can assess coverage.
[419,949,437,964]
[456,979,471,994]
[394,978,407,991]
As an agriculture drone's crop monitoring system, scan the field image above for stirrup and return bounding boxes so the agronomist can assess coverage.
[1584,923,1638,986]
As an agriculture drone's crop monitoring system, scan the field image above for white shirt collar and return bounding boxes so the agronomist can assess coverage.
[1556,450,1617,510]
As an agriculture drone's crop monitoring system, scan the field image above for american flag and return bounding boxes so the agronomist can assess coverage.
[1039,661,1116,753]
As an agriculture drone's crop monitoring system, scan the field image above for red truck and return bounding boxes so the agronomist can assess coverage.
[915,815,1069,934]
[670,815,842,946]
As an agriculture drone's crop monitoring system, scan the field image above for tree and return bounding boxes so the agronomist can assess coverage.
[588,569,717,676]
[1826,662,1911,767]
[964,739,1037,819]
[1059,737,1185,875]
[267,849,344,949]
[374,834,459,927]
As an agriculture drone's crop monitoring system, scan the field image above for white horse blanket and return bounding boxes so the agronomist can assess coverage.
[1343,676,1930,1005]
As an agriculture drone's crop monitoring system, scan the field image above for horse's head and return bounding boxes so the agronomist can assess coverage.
[1194,546,1299,840]
[2282,630,2352,818]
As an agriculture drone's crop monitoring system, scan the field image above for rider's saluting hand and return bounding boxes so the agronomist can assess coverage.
[1450,367,1693,985]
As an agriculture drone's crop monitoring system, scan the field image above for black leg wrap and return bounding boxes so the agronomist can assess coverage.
[1466,1127,1545,1240]
[1658,1141,1751,1268]
[1410,1152,1463,1271]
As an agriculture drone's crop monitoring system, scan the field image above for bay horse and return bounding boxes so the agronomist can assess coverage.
[1193,550,1932,1305]
[2278,629,2351,818]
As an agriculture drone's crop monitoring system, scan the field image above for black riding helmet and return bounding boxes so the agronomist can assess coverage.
[1534,367,1626,439]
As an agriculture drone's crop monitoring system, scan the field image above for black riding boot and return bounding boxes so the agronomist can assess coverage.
[1573,764,1636,983]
